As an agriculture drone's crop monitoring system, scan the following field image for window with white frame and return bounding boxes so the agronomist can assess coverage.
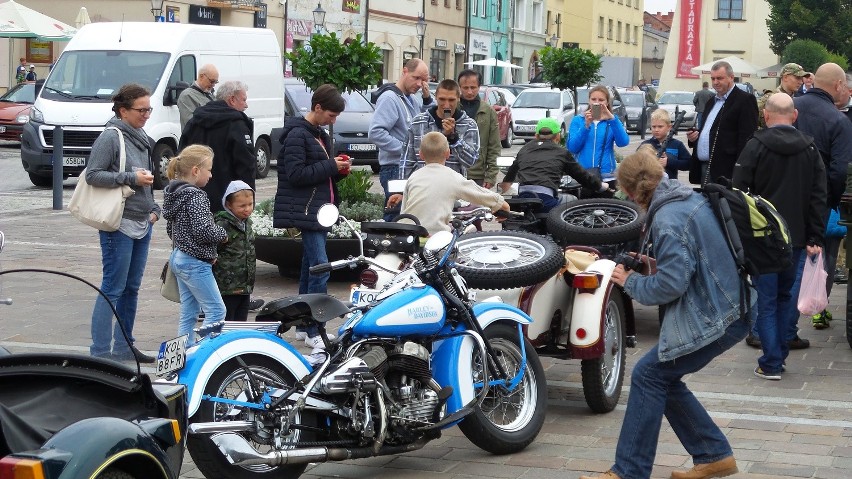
[718,0,744,20]
[514,0,525,29]
[598,16,604,38]
[617,21,622,42]
[633,26,639,43]
[625,23,630,43]
[532,1,543,33]
[607,19,613,40]
[472,0,477,16]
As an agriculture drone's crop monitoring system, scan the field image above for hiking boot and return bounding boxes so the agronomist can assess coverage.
[754,366,781,380]
[787,335,810,349]
[670,456,738,479]
[745,334,761,348]
[812,310,831,329]
[579,471,621,479]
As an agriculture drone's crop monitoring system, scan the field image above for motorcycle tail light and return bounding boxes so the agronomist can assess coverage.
[572,273,602,291]
[575,328,588,340]
[0,457,45,479]
[359,268,379,289]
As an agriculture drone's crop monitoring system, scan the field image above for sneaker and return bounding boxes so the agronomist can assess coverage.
[812,310,830,330]
[111,347,156,364]
[787,335,810,349]
[248,298,265,311]
[754,366,781,380]
[305,334,335,349]
[834,268,848,284]
[294,331,308,341]
[745,334,761,348]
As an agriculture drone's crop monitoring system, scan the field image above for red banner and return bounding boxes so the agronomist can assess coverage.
[676,0,701,79]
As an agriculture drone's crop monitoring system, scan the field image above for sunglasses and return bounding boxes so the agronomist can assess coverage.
[129,107,154,114]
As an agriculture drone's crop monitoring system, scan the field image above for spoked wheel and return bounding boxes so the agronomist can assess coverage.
[454,231,564,289]
[547,198,644,246]
[187,355,310,479]
[459,323,546,454]
[581,288,627,413]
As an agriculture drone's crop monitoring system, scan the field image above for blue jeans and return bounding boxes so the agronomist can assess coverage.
[751,248,807,342]
[611,317,748,478]
[171,249,225,341]
[518,191,558,213]
[297,230,329,337]
[380,164,399,221]
[755,248,805,374]
[90,227,152,357]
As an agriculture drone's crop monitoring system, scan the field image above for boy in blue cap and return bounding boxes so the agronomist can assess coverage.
[500,117,609,212]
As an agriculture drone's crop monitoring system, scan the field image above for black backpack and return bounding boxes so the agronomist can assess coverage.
[702,179,793,278]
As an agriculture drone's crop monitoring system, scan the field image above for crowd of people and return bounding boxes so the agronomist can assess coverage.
[81,58,851,478]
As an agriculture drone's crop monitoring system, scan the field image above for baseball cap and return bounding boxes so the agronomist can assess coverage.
[536,117,560,135]
[780,63,806,77]
[28,65,34,69]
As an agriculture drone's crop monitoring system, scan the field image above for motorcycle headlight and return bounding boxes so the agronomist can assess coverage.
[29,106,43,123]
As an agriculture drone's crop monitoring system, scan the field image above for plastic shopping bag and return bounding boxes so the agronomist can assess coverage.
[797,252,828,316]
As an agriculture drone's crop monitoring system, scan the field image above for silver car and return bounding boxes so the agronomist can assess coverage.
[656,91,697,129]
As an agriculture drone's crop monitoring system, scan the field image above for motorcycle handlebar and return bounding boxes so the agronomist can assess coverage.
[309,263,334,274]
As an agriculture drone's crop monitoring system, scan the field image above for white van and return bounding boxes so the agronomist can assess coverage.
[20,22,285,188]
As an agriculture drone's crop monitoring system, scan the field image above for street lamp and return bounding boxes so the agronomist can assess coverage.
[150,0,164,21]
[415,14,427,59]
[550,33,558,48]
[312,3,326,35]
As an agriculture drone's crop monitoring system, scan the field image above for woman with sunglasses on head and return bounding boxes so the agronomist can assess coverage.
[86,83,160,364]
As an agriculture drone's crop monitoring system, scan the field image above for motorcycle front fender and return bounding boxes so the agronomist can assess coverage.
[570,258,616,357]
[431,303,531,417]
[178,331,312,417]
[40,417,177,479]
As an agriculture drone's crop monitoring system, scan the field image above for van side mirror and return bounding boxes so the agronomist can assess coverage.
[163,81,190,107]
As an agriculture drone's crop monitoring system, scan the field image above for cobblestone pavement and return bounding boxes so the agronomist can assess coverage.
[1,137,851,479]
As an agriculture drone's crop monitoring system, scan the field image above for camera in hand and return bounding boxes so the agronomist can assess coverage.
[613,252,643,272]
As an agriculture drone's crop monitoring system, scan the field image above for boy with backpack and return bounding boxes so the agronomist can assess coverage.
[732,93,827,380]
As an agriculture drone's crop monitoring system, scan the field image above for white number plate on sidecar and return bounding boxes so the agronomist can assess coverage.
[350,287,381,306]
[156,334,188,377]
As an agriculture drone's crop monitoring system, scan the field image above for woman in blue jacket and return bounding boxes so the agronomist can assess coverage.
[567,85,630,187]
[273,84,349,349]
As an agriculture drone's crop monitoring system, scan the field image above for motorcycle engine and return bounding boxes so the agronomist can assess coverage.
[359,341,440,426]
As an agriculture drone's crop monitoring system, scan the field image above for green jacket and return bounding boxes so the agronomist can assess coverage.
[213,211,256,295]
[465,100,501,184]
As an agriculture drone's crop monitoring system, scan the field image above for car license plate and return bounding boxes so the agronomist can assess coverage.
[0,126,6,133]
[518,125,535,132]
[156,334,188,377]
[350,287,380,306]
[62,156,86,167]
[349,143,376,152]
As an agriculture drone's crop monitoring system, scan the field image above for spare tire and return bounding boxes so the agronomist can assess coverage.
[454,231,564,290]
[547,198,644,246]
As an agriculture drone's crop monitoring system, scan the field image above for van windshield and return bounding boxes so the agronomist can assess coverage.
[42,51,170,102]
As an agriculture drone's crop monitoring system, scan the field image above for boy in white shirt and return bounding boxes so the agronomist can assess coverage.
[387,131,509,235]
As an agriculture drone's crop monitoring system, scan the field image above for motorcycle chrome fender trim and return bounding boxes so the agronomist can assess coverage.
[471,301,533,329]
[570,258,616,351]
[179,331,312,417]
[353,285,446,337]
[42,417,175,479]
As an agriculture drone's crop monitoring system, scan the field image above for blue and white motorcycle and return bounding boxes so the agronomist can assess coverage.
[164,205,547,479]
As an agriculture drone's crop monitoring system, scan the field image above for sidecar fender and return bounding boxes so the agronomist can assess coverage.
[431,303,531,416]
[178,331,312,417]
[570,258,616,357]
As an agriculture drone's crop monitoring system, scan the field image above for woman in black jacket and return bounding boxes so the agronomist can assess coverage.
[273,84,348,348]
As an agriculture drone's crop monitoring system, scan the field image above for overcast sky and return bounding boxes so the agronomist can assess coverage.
[644,0,676,14]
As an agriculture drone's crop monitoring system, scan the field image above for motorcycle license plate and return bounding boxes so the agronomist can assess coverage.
[350,287,380,306]
[156,334,188,377]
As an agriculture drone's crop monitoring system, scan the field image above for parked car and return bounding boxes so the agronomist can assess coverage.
[511,87,575,141]
[620,90,657,138]
[0,81,35,141]
[479,86,514,147]
[656,91,697,128]
[574,86,627,125]
[491,86,518,106]
[489,83,533,98]
[284,79,379,172]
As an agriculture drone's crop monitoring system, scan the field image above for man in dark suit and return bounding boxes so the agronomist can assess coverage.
[686,61,758,186]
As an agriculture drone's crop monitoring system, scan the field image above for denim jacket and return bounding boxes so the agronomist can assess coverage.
[623,180,754,361]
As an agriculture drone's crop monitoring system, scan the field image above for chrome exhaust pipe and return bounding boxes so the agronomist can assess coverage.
[212,433,328,466]
[188,421,254,435]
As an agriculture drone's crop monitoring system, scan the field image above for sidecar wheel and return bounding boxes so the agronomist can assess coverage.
[454,231,564,289]
[188,355,311,479]
[547,198,644,245]
[459,323,546,454]
[96,469,134,479]
[581,288,627,413]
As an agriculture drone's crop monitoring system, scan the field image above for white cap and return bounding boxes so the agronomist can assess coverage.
[29,65,34,69]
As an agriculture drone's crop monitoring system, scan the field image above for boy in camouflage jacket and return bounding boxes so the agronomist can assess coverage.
[213,180,257,321]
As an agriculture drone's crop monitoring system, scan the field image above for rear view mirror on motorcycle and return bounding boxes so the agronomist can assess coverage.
[496,156,515,168]
[317,203,340,227]
[388,179,407,194]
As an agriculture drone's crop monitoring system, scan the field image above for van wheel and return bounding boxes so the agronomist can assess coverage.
[28,172,52,187]
[152,143,175,190]
[255,138,271,179]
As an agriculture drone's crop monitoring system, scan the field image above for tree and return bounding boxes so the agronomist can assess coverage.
[766,0,852,66]
[782,39,849,72]
[286,33,382,93]
[540,46,602,113]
